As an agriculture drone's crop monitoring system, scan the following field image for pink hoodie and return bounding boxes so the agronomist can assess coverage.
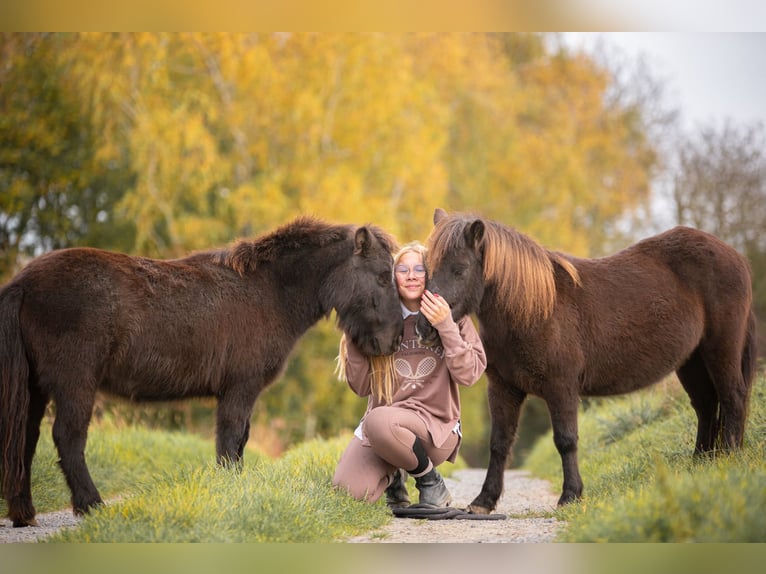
[343,311,487,461]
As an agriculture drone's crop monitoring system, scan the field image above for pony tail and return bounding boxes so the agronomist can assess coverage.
[734,309,758,447]
[0,286,31,513]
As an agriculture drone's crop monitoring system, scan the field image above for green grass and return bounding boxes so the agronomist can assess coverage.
[38,430,391,542]
[10,413,462,542]
[11,374,763,543]
[1,415,215,517]
[523,373,766,542]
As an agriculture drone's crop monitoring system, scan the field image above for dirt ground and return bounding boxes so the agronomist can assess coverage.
[345,468,563,543]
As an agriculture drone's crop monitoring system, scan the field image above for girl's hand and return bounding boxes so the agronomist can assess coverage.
[419,290,452,325]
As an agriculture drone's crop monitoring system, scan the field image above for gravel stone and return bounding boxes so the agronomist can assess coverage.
[0,509,82,544]
[345,468,563,543]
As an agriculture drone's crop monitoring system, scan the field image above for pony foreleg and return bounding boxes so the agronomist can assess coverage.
[468,379,527,514]
[547,397,583,506]
[215,389,258,469]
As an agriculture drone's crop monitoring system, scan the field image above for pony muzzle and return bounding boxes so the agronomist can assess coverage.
[415,314,440,347]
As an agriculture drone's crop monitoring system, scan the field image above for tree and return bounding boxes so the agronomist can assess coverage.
[0,33,132,279]
[0,33,673,457]
[414,33,666,257]
[672,121,766,250]
[670,120,766,354]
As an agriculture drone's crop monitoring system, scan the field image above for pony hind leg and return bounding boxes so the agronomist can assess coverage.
[692,308,756,451]
[700,345,751,450]
[468,375,527,514]
[8,386,49,527]
[676,350,719,454]
[51,389,103,516]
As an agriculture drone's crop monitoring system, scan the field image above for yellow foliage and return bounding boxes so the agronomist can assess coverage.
[0,32,663,454]
[28,32,656,257]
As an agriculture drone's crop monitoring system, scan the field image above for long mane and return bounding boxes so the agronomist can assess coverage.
[427,215,580,326]
[216,216,396,276]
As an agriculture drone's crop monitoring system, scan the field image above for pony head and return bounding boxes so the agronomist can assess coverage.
[417,208,573,346]
[328,225,404,356]
[416,208,486,345]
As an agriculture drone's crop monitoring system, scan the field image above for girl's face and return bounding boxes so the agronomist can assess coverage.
[395,251,426,311]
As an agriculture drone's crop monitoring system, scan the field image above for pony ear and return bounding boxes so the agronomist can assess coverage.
[354,227,373,255]
[434,208,447,225]
[466,220,485,252]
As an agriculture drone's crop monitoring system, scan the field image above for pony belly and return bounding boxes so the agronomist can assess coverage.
[101,370,217,402]
[580,362,677,397]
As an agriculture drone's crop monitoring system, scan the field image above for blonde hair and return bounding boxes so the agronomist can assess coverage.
[336,241,426,405]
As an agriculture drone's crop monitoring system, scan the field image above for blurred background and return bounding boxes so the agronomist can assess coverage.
[1,32,764,466]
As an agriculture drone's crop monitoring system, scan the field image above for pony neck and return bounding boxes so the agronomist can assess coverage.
[279,234,355,326]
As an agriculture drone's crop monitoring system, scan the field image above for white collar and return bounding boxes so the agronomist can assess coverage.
[401,303,419,319]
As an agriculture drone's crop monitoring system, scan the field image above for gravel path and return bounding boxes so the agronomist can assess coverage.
[345,468,563,543]
[1,469,562,543]
[0,508,82,543]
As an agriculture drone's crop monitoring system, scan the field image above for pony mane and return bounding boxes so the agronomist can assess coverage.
[218,216,397,276]
[428,215,580,326]
[218,216,347,275]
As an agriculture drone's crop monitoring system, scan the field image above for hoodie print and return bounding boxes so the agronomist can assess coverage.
[395,356,437,391]
[395,318,444,396]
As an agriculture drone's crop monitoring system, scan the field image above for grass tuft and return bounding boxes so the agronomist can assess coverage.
[1,415,215,517]
[46,434,391,542]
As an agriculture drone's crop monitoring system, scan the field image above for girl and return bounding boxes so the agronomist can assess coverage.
[333,241,486,507]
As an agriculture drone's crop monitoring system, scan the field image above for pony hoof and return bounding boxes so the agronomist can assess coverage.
[73,498,104,517]
[556,492,580,506]
[466,504,492,515]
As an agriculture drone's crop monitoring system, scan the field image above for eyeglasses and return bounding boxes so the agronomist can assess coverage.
[394,264,426,277]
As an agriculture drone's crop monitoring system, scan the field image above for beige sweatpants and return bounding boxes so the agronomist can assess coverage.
[332,405,458,502]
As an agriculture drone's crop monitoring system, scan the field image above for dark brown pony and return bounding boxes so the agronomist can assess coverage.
[0,216,403,527]
[417,208,757,514]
